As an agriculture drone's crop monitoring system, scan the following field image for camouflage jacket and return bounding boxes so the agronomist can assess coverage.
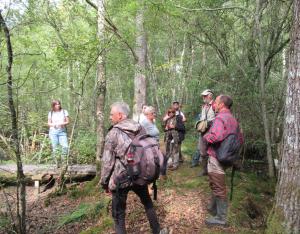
[100,119,144,191]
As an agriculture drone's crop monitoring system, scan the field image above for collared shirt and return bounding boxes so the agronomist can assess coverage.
[200,100,215,122]
[203,109,243,158]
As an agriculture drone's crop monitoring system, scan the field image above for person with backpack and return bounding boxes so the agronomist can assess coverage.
[194,89,216,176]
[203,95,243,227]
[47,100,69,167]
[100,102,165,234]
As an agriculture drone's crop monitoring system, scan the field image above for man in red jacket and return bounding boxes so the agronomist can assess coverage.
[203,95,243,227]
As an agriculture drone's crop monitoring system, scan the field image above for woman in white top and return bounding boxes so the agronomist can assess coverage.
[48,100,69,166]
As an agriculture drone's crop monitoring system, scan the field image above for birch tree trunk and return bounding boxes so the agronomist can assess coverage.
[95,0,106,173]
[0,11,26,234]
[133,0,147,121]
[275,0,300,232]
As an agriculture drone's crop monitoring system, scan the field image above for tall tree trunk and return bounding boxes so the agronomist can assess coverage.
[133,0,147,121]
[0,11,26,234]
[67,62,75,113]
[95,0,106,173]
[147,48,161,114]
[275,0,300,232]
[255,0,275,177]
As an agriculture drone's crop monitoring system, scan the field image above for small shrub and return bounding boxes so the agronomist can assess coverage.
[72,132,96,164]
[69,177,100,199]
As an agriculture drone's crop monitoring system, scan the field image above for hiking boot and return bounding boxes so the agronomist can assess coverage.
[207,194,217,216]
[205,197,228,227]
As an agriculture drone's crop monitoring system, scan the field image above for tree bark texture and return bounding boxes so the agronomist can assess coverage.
[133,0,147,121]
[0,11,27,234]
[275,0,300,233]
[95,0,106,173]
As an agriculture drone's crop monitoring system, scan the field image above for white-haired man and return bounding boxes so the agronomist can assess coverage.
[100,102,163,234]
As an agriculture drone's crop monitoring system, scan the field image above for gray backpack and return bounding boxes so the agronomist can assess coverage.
[125,133,163,186]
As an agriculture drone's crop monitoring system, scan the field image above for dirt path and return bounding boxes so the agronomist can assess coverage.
[125,188,206,234]
[22,185,207,233]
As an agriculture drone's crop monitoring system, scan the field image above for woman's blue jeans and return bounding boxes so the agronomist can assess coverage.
[49,128,68,163]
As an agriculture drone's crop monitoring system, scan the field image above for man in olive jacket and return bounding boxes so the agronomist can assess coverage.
[100,102,161,234]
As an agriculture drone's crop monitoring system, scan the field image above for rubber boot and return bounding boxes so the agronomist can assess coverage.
[207,194,217,216]
[205,197,228,227]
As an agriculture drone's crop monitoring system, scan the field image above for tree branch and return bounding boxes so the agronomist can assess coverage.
[174,4,250,13]
[85,0,138,62]
[264,38,290,68]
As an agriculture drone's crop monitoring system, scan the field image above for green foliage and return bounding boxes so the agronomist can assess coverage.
[266,208,286,234]
[227,171,275,229]
[58,202,104,227]
[68,177,100,199]
[0,215,9,230]
[80,217,114,234]
[72,131,97,164]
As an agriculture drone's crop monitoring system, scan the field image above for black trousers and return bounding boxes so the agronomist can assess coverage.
[112,185,161,234]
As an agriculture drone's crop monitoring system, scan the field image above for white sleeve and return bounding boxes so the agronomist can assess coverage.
[63,109,69,117]
[48,112,52,120]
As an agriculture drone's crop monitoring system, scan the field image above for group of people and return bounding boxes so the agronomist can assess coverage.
[47,89,243,234]
[138,101,186,175]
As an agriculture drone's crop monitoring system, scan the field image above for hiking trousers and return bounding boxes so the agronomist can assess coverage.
[207,156,226,200]
[112,185,161,234]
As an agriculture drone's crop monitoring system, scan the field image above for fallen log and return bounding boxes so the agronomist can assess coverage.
[0,164,97,186]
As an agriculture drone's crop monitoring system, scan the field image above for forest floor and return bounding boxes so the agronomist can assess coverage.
[0,138,275,234]
[1,160,274,234]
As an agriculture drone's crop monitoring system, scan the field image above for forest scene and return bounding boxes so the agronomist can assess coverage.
[0,0,299,234]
